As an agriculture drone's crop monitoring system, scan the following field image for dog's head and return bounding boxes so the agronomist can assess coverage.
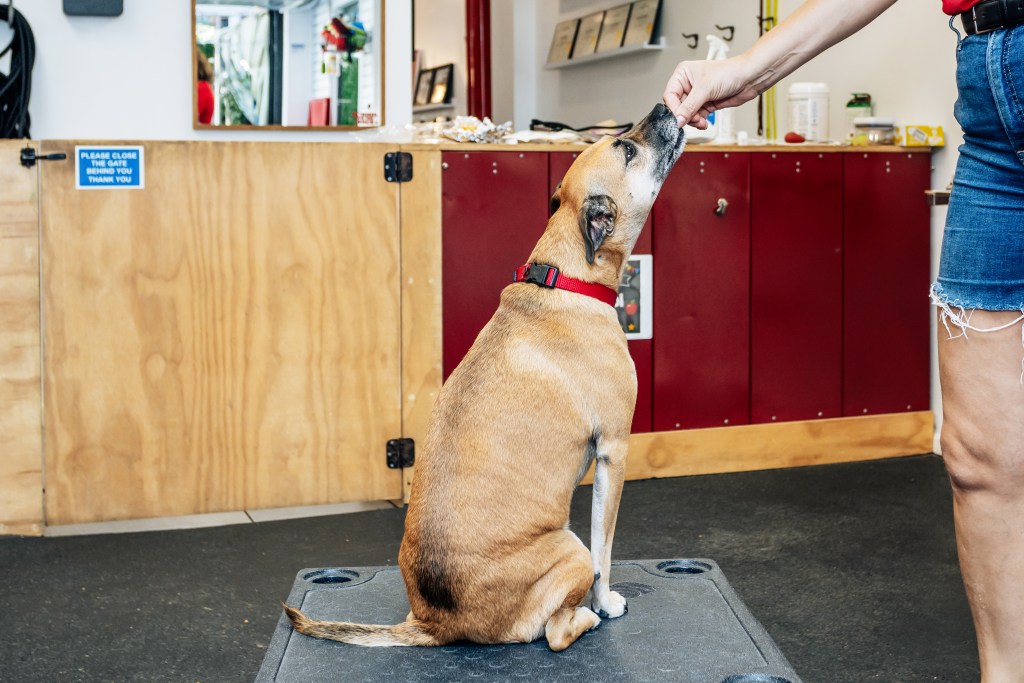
[548,104,685,273]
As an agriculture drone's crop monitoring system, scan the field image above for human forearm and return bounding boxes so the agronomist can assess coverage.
[739,0,900,94]
[664,0,900,127]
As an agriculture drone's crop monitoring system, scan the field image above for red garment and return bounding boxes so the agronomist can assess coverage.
[943,0,982,15]
[197,80,214,124]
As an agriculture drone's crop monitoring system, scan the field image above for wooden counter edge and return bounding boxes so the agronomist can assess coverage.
[399,142,934,154]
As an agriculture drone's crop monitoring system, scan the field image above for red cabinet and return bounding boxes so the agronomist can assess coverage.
[653,152,751,430]
[751,152,844,423]
[439,148,931,434]
[843,152,931,415]
[441,152,549,378]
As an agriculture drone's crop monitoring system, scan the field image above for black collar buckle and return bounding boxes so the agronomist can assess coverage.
[520,263,560,288]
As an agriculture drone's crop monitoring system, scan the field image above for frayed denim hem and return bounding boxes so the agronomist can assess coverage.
[930,283,1024,383]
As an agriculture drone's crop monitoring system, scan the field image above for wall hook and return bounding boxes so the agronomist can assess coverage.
[715,24,735,41]
[755,15,776,31]
[681,32,699,49]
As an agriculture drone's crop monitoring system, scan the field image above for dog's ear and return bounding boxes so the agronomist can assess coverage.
[578,194,617,264]
[549,182,562,216]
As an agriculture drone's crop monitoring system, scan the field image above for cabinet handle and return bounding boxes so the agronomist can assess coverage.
[714,198,728,217]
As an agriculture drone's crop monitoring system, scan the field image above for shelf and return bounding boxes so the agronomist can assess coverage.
[413,103,455,114]
[545,37,666,70]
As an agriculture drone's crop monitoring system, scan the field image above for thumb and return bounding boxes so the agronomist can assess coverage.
[672,86,711,126]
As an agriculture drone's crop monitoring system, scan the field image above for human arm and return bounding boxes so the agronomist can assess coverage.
[663,0,900,128]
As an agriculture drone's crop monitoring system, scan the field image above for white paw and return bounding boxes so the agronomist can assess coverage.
[593,590,627,619]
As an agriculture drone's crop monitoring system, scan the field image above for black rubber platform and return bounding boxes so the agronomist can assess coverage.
[257,559,801,683]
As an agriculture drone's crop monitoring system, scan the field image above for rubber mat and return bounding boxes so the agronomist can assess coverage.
[257,559,801,683]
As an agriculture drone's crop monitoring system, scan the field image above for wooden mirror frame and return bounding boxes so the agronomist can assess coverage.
[191,0,386,131]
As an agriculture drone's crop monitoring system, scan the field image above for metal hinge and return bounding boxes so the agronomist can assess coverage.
[20,147,67,168]
[386,438,415,469]
[384,152,413,183]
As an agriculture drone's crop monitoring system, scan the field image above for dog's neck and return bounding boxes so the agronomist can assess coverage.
[528,212,629,291]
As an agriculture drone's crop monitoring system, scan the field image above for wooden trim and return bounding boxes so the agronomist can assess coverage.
[399,148,444,503]
[0,141,43,537]
[579,411,934,485]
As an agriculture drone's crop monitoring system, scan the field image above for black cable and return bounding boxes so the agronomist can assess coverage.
[0,5,35,139]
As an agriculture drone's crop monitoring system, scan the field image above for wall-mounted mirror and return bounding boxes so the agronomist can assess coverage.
[193,0,384,129]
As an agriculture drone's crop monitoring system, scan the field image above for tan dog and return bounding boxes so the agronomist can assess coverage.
[285,103,685,651]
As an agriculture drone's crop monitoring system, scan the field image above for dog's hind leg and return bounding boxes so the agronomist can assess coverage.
[545,604,601,652]
[542,546,601,651]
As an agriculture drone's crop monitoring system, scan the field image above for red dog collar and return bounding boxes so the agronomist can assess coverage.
[513,263,619,307]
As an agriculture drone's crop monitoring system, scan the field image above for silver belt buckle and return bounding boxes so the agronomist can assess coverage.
[971,1,999,34]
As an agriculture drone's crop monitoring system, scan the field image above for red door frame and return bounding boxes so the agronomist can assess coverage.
[466,0,492,119]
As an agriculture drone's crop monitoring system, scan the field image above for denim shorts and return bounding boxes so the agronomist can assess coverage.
[931,23,1024,317]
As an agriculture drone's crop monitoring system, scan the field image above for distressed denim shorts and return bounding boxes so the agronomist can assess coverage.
[931,23,1024,327]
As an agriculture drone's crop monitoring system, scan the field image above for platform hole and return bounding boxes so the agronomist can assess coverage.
[721,675,793,683]
[656,560,712,575]
[303,569,360,584]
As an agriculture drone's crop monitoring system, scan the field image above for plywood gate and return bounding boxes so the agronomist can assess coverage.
[0,141,43,535]
[39,141,404,525]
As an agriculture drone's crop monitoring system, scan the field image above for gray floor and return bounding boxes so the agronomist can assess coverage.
[0,454,978,682]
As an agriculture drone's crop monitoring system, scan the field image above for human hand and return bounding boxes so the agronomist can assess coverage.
[663,56,762,129]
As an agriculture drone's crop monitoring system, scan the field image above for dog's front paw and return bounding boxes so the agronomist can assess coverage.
[594,590,628,619]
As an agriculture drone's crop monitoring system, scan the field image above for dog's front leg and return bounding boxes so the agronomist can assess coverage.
[590,439,628,619]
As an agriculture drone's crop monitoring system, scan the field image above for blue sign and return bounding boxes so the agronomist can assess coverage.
[75,146,145,189]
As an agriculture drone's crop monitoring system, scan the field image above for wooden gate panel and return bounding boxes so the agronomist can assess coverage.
[40,141,403,524]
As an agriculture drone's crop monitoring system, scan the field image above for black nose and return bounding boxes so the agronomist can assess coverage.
[651,103,671,119]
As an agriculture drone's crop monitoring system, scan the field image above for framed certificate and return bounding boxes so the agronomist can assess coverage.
[623,0,661,47]
[547,18,580,65]
[572,11,605,58]
[414,69,434,106]
[430,64,454,104]
[596,5,631,53]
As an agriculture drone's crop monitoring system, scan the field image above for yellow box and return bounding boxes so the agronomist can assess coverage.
[904,125,945,147]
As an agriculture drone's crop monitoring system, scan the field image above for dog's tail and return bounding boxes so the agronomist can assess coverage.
[283,605,445,647]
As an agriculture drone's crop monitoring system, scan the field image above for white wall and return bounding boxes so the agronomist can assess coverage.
[15,0,411,141]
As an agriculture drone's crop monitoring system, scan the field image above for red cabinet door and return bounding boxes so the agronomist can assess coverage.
[751,152,843,423]
[442,152,549,378]
[843,152,931,415]
[653,152,751,430]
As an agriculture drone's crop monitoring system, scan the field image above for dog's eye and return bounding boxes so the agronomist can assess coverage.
[623,142,636,163]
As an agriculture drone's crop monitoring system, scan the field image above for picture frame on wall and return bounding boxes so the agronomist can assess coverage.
[429,64,454,105]
[414,68,434,106]
[572,11,605,59]
[623,0,661,47]
[596,4,632,53]
[547,18,580,65]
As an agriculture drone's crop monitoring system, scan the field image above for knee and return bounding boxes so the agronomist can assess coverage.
[940,421,1024,495]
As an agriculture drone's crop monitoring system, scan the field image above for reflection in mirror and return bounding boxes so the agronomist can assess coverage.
[194,0,383,129]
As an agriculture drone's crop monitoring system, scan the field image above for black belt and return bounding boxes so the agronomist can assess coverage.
[961,0,1024,35]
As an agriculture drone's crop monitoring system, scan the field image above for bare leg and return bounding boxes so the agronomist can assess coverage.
[938,309,1024,683]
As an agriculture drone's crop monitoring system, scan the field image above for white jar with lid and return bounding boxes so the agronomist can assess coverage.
[787,82,830,142]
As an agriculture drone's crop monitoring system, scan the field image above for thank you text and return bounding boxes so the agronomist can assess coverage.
[76,146,145,190]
